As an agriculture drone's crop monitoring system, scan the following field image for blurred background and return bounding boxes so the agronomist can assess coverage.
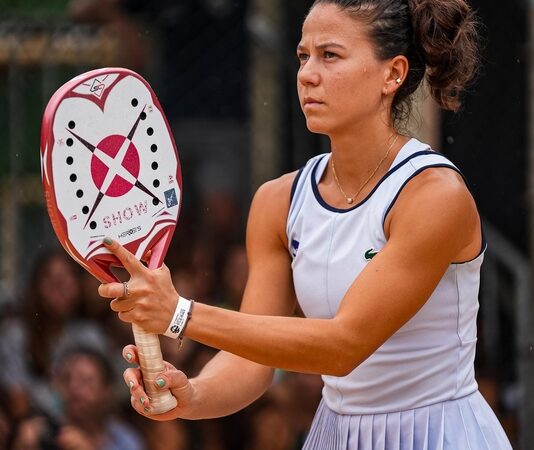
[0,0,532,449]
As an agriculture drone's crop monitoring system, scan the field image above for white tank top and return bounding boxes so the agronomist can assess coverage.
[286,138,483,415]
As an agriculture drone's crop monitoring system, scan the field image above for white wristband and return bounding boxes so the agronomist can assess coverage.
[164,296,193,339]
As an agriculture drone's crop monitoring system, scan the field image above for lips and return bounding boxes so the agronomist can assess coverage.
[303,96,323,106]
[302,97,324,110]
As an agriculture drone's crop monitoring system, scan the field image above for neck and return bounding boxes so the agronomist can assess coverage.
[328,122,402,193]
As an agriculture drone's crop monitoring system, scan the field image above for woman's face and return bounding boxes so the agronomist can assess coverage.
[56,355,109,421]
[38,255,81,318]
[297,3,389,135]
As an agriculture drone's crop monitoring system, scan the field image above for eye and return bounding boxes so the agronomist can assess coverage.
[324,51,338,59]
[297,52,309,63]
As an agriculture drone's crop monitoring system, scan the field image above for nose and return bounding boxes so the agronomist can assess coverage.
[297,58,320,87]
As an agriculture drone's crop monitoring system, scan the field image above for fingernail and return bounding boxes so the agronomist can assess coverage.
[125,353,133,361]
[140,397,146,405]
[103,237,113,245]
[144,407,151,414]
[128,380,134,390]
[155,378,165,388]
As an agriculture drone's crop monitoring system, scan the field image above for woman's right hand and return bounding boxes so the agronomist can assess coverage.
[122,344,195,421]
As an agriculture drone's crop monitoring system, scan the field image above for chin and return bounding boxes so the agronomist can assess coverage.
[305,118,330,135]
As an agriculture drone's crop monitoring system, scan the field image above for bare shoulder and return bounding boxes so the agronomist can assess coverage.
[386,166,481,261]
[252,171,298,208]
[247,171,299,248]
[411,167,475,211]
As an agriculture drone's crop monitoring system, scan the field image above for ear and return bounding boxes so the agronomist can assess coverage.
[382,55,409,96]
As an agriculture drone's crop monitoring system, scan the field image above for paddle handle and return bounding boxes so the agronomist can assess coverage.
[132,323,177,414]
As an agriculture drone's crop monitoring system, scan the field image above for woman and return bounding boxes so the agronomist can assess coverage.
[0,250,108,421]
[10,347,145,450]
[99,0,513,448]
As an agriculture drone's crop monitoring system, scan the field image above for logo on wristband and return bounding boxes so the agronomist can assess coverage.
[170,309,187,335]
[164,297,193,339]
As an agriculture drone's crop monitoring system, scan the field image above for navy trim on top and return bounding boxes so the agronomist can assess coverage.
[311,150,439,213]
[290,165,306,204]
[381,163,487,263]
[381,163,463,226]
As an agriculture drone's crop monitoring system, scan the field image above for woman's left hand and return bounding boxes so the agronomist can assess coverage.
[97,238,179,334]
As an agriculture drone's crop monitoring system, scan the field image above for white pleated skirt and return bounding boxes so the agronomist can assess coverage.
[302,391,512,450]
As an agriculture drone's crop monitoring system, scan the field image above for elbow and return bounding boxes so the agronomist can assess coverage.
[326,362,357,377]
[322,352,364,377]
[321,321,374,377]
[311,320,375,377]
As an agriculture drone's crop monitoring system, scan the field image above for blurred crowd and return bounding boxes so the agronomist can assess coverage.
[0,232,323,450]
[0,0,326,448]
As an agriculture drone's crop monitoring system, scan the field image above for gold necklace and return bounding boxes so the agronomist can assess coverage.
[331,134,399,205]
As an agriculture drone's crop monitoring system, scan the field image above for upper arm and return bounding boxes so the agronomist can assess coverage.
[240,172,298,316]
[194,172,298,405]
[333,168,481,363]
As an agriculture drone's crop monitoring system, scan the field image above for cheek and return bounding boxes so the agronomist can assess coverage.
[331,70,382,112]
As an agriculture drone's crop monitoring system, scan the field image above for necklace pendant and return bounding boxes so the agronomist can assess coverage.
[347,198,354,204]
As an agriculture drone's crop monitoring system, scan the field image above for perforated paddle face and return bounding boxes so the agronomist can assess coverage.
[41,68,182,282]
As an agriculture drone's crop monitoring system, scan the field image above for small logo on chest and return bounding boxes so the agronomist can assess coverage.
[364,248,379,260]
[291,239,300,257]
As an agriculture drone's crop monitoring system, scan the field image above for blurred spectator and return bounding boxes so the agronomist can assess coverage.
[68,0,152,71]
[80,270,133,350]
[134,419,189,450]
[245,397,294,450]
[0,250,110,421]
[170,240,220,306]
[282,372,323,447]
[10,346,145,450]
[242,371,323,450]
[172,267,202,303]
[219,244,248,310]
[0,388,14,450]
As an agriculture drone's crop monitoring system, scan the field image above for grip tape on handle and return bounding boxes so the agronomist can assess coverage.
[132,323,177,414]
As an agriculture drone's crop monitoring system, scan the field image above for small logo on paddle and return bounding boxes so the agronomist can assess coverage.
[164,189,178,208]
[90,78,106,98]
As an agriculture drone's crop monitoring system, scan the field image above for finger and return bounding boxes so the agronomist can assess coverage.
[123,345,139,364]
[130,393,152,416]
[141,249,152,264]
[124,367,152,414]
[124,344,176,372]
[123,345,175,369]
[98,282,130,299]
[117,310,135,324]
[124,367,144,391]
[103,237,145,275]
[154,369,189,394]
[110,297,135,312]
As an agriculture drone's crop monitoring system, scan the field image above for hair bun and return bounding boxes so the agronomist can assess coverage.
[407,0,480,111]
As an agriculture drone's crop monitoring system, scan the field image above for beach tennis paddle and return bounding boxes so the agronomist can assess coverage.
[40,68,181,414]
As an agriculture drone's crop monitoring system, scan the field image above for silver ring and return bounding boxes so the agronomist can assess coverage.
[123,281,129,298]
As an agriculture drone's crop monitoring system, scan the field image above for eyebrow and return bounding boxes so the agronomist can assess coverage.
[297,42,347,51]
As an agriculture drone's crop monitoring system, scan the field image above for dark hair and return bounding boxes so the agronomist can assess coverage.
[23,250,82,376]
[310,0,481,123]
[53,346,115,385]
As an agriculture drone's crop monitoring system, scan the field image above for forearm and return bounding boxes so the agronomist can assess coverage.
[185,350,274,419]
[186,303,360,377]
